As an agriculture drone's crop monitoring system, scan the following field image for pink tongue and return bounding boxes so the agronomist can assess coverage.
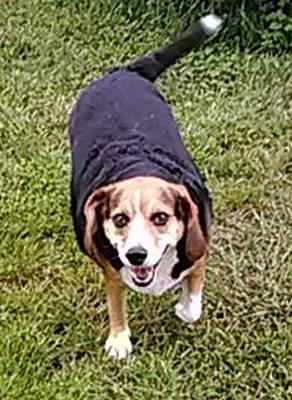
[133,267,152,280]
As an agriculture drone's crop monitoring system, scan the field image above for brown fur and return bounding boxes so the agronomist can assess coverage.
[103,260,128,336]
[185,251,208,295]
[83,176,208,340]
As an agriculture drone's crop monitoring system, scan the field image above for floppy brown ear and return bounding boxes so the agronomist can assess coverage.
[83,188,110,259]
[185,201,206,262]
[176,190,207,263]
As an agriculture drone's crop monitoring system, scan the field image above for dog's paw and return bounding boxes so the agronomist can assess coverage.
[104,329,132,360]
[175,293,202,323]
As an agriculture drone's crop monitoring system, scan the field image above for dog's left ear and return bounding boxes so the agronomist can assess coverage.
[83,187,111,259]
[175,190,207,263]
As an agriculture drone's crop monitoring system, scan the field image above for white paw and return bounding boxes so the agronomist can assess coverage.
[175,292,202,323]
[104,329,132,360]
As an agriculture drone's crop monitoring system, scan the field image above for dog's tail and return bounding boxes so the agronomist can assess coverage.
[126,14,223,82]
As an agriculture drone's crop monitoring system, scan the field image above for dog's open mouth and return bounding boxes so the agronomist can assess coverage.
[130,265,157,287]
[130,246,169,287]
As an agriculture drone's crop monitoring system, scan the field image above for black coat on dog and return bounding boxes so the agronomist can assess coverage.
[69,16,222,276]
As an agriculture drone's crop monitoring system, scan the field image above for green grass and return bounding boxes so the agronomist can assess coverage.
[1,1,291,399]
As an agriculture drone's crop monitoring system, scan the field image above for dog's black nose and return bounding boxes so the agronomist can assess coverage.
[126,246,148,265]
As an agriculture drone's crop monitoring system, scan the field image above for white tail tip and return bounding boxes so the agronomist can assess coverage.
[200,14,223,35]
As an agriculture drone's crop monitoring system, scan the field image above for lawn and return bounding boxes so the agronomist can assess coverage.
[0,1,291,399]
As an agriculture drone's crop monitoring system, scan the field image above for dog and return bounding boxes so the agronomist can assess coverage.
[69,14,222,359]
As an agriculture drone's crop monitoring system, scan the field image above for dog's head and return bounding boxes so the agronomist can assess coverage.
[84,177,206,289]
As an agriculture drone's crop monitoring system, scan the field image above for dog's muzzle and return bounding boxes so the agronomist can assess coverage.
[128,246,169,287]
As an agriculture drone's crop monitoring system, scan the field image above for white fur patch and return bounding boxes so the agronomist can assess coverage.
[123,214,156,261]
[175,289,202,323]
[104,328,132,360]
[120,246,189,295]
[200,14,222,35]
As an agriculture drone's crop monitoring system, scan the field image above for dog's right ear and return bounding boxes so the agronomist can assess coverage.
[83,187,111,259]
[171,186,207,264]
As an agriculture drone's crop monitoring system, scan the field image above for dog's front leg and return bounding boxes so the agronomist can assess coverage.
[175,253,207,323]
[103,267,132,360]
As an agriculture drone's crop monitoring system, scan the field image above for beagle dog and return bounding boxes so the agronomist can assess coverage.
[69,14,222,359]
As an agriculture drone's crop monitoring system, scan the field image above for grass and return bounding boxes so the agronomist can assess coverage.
[0,1,291,399]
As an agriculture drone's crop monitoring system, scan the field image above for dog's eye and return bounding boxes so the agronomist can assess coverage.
[151,212,169,226]
[113,213,129,228]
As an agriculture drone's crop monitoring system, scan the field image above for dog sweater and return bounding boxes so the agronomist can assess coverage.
[69,69,212,263]
[68,15,223,276]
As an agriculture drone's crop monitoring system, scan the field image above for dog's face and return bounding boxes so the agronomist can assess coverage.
[103,178,185,287]
[84,177,206,290]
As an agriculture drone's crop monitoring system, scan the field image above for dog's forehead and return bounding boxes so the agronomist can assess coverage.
[109,178,176,213]
[109,186,141,213]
